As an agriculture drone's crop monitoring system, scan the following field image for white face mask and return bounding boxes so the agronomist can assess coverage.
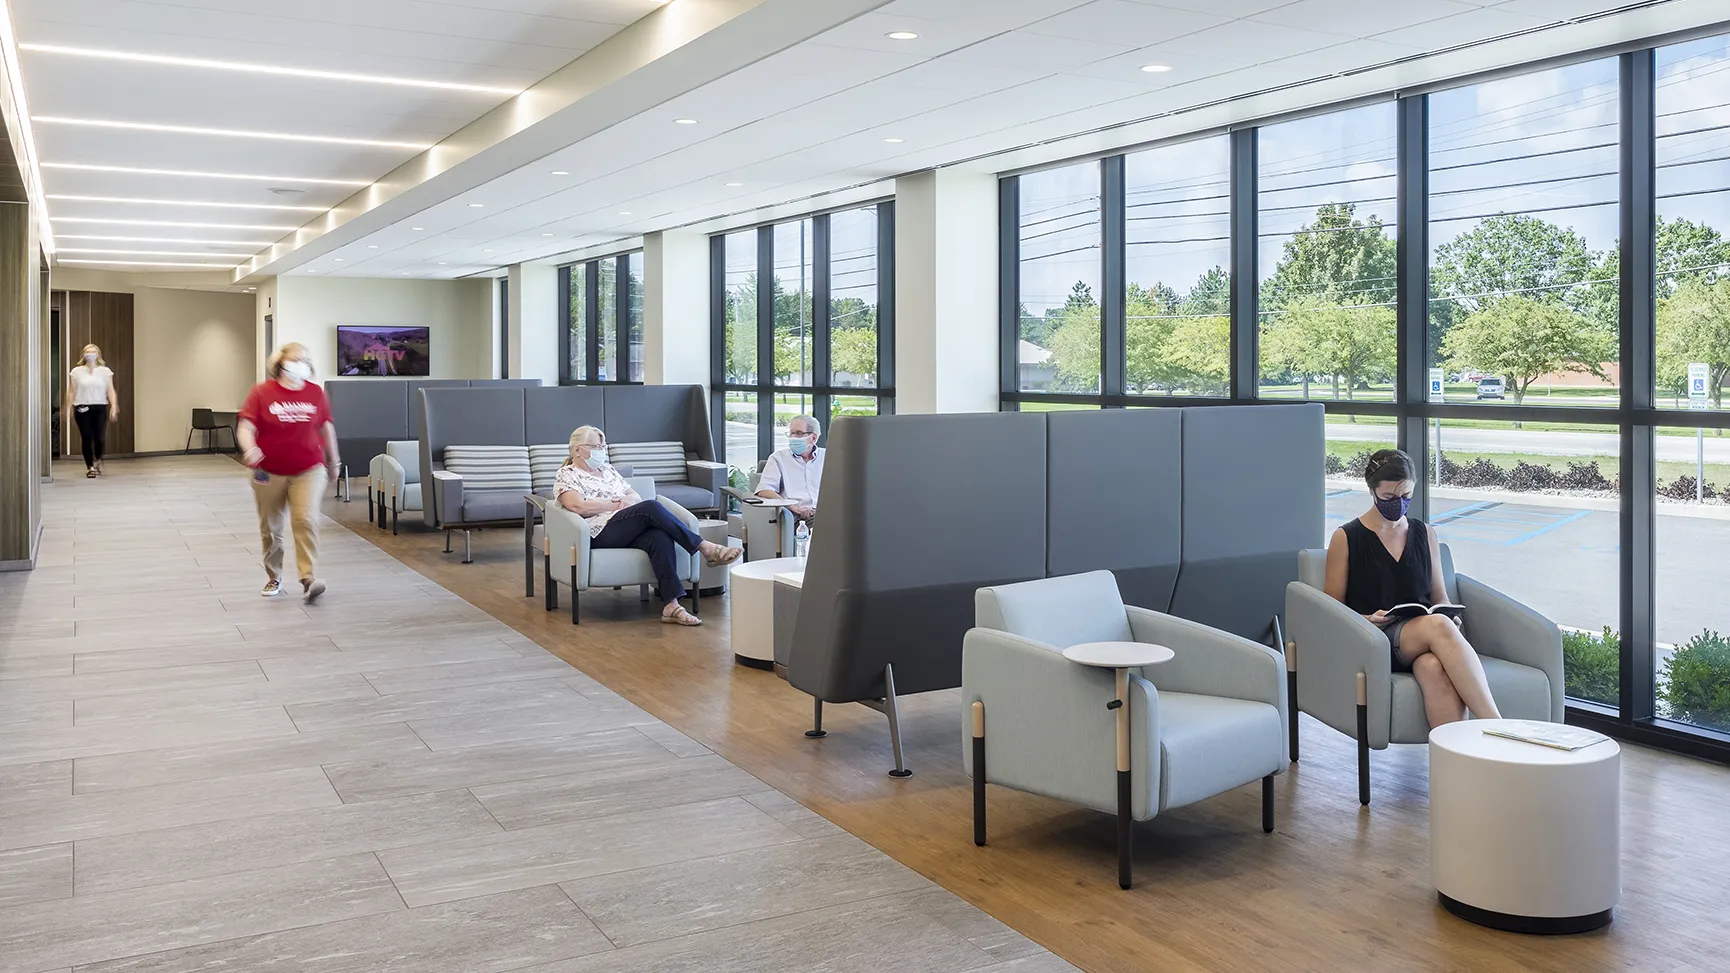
[280,360,312,385]
[84,353,98,364]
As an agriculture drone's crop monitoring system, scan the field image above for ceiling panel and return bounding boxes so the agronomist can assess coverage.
[1373,8,1550,49]
[1020,1,1229,45]
[1253,0,1482,40]
[1139,19,1355,63]
[938,30,1135,72]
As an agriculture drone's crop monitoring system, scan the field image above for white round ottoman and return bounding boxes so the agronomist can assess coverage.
[1429,719,1620,933]
[727,556,804,671]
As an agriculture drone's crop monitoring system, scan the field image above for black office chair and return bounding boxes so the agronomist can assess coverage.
[185,409,236,454]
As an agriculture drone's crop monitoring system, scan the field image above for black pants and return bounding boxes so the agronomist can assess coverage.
[74,406,108,469]
[592,500,703,603]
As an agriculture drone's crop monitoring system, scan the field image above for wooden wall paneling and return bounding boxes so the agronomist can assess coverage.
[0,203,36,563]
[38,264,50,480]
[64,290,136,457]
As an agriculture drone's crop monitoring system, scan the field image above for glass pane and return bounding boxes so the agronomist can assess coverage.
[1125,135,1231,397]
[830,207,879,388]
[724,391,761,471]
[724,231,758,384]
[772,392,816,450]
[626,251,645,383]
[565,264,588,382]
[773,220,814,387]
[1018,162,1101,393]
[597,257,619,382]
[1656,421,1730,731]
[829,394,879,430]
[1324,415,1394,546]
[1428,59,1620,408]
[1419,418,1620,707]
[1258,103,1398,402]
[1655,35,1730,412]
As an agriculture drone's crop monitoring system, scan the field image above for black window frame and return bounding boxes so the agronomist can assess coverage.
[559,250,644,386]
[708,200,896,464]
[998,34,1730,765]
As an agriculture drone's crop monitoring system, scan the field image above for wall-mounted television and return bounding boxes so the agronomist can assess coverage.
[336,325,430,376]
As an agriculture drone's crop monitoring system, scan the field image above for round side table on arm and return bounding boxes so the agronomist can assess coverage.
[1061,640,1174,890]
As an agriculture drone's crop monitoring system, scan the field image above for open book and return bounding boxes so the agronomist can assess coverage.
[1384,602,1464,622]
[1481,721,1610,752]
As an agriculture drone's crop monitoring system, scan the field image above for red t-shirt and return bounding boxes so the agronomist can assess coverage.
[240,380,332,476]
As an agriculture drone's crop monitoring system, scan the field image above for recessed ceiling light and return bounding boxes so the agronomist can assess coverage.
[541,232,553,236]
[550,170,569,176]
[20,44,521,95]
[41,162,370,186]
[31,116,430,149]
[59,258,241,268]
[886,31,919,40]
[437,262,447,265]
[56,234,270,246]
[334,257,345,261]
[412,226,425,231]
[1139,64,1173,73]
[483,249,494,252]
[58,247,253,257]
[882,137,904,143]
[725,182,744,187]
[47,193,324,212]
[468,203,484,208]
[400,271,411,275]
[51,217,297,230]
[367,245,379,249]
[673,118,698,125]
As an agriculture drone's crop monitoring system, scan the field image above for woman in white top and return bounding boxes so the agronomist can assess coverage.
[66,344,118,477]
[555,425,740,626]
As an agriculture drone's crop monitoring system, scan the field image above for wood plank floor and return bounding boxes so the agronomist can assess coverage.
[331,474,1730,973]
[0,456,1070,973]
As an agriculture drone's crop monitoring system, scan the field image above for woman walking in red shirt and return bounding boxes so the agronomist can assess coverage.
[238,343,341,601]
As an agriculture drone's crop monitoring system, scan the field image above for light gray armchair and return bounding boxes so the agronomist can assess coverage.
[541,477,703,624]
[1285,545,1563,806]
[366,441,421,535]
[963,570,1287,889]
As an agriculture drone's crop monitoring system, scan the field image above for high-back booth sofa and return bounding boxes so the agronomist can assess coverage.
[779,403,1324,776]
[326,378,543,489]
[417,384,722,562]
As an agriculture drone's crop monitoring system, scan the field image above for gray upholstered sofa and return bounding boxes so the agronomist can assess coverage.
[1285,546,1562,805]
[327,378,540,498]
[418,384,722,564]
[780,404,1323,776]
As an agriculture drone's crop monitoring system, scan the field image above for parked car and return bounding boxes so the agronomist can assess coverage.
[1476,376,1506,400]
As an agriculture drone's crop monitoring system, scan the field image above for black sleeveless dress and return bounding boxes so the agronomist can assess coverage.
[1340,518,1433,672]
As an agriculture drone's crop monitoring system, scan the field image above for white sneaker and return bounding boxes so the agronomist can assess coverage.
[302,578,326,604]
[261,579,282,597]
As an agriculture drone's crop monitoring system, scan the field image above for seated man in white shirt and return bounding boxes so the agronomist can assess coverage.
[756,414,824,522]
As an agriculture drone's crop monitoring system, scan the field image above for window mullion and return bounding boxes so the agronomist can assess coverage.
[1101,156,1126,401]
[1396,94,1432,520]
[1620,49,1657,723]
[1229,129,1259,401]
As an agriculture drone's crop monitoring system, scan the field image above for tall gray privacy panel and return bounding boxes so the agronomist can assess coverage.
[1045,408,1183,612]
[524,385,606,446]
[419,386,531,530]
[324,380,409,479]
[600,384,716,462]
[1169,404,1324,643]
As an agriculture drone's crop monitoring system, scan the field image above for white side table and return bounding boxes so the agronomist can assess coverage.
[727,556,804,671]
[1061,640,1174,890]
[696,519,740,596]
[1430,719,1620,933]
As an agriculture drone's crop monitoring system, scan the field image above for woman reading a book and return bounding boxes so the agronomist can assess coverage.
[1324,449,1500,727]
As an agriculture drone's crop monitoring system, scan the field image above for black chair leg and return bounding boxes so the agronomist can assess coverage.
[184,428,194,454]
[1356,672,1370,806]
[544,554,556,611]
[570,567,580,625]
[972,701,986,847]
[1262,774,1275,833]
[391,503,399,536]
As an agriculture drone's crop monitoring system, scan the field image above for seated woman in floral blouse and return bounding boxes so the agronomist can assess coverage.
[554,425,741,626]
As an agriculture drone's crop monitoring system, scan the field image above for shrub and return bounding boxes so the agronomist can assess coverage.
[1437,453,1462,482]
[1506,461,1560,492]
[1341,449,1374,480]
[1559,460,1613,492]
[1657,475,1718,501]
[1448,457,1508,488]
[1661,630,1730,733]
[1562,627,1619,706]
[1324,453,1345,476]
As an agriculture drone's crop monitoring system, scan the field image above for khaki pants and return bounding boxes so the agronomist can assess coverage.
[252,466,326,584]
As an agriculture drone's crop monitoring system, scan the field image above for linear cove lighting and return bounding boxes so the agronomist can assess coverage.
[51,216,297,231]
[56,234,270,246]
[42,163,370,186]
[59,247,254,257]
[20,44,520,95]
[48,194,325,212]
[32,116,429,149]
[59,259,241,268]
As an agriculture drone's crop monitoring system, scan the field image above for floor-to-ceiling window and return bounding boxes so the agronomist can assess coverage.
[560,250,643,387]
[999,32,1730,760]
[710,201,895,470]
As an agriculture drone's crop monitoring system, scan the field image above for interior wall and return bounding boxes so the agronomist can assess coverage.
[51,267,258,454]
[274,275,494,382]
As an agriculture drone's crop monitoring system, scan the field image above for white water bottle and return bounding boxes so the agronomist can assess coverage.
[794,520,810,560]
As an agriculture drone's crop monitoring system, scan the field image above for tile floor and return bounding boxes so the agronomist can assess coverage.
[0,456,1076,973]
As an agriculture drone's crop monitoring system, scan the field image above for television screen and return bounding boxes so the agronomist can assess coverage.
[336,325,430,376]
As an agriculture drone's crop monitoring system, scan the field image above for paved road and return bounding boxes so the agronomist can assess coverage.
[1327,423,1730,464]
[1326,487,1723,647]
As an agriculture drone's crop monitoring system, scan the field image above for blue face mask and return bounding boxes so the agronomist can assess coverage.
[1374,495,1411,522]
[788,437,809,457]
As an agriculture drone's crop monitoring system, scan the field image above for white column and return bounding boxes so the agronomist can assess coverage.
[643,230,711,388]
[894,167,1000,414]
[509,262,558,385]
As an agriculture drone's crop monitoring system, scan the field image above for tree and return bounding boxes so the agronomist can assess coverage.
[1046,301,1101,393]
[1180,267,1231,317]
[1430,214,1596,334]
[1441,295,1613,408]
[1263,298,1396,408]
[1657,217,1730,299]
[1123,282,1184,393]
[1262,202,1396,311]
[830,326,878,383]
[1657,276,1730,409]
[1164,315,1230,395]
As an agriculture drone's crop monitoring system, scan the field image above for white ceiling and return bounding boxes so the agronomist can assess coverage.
[18,0,1729,283]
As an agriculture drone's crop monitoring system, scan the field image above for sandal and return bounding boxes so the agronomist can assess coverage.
[702,544,742,567]
[85,469,97,478]
[662,604,703,626]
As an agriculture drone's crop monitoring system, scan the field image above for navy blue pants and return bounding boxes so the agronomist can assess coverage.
[592,500,703,603]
